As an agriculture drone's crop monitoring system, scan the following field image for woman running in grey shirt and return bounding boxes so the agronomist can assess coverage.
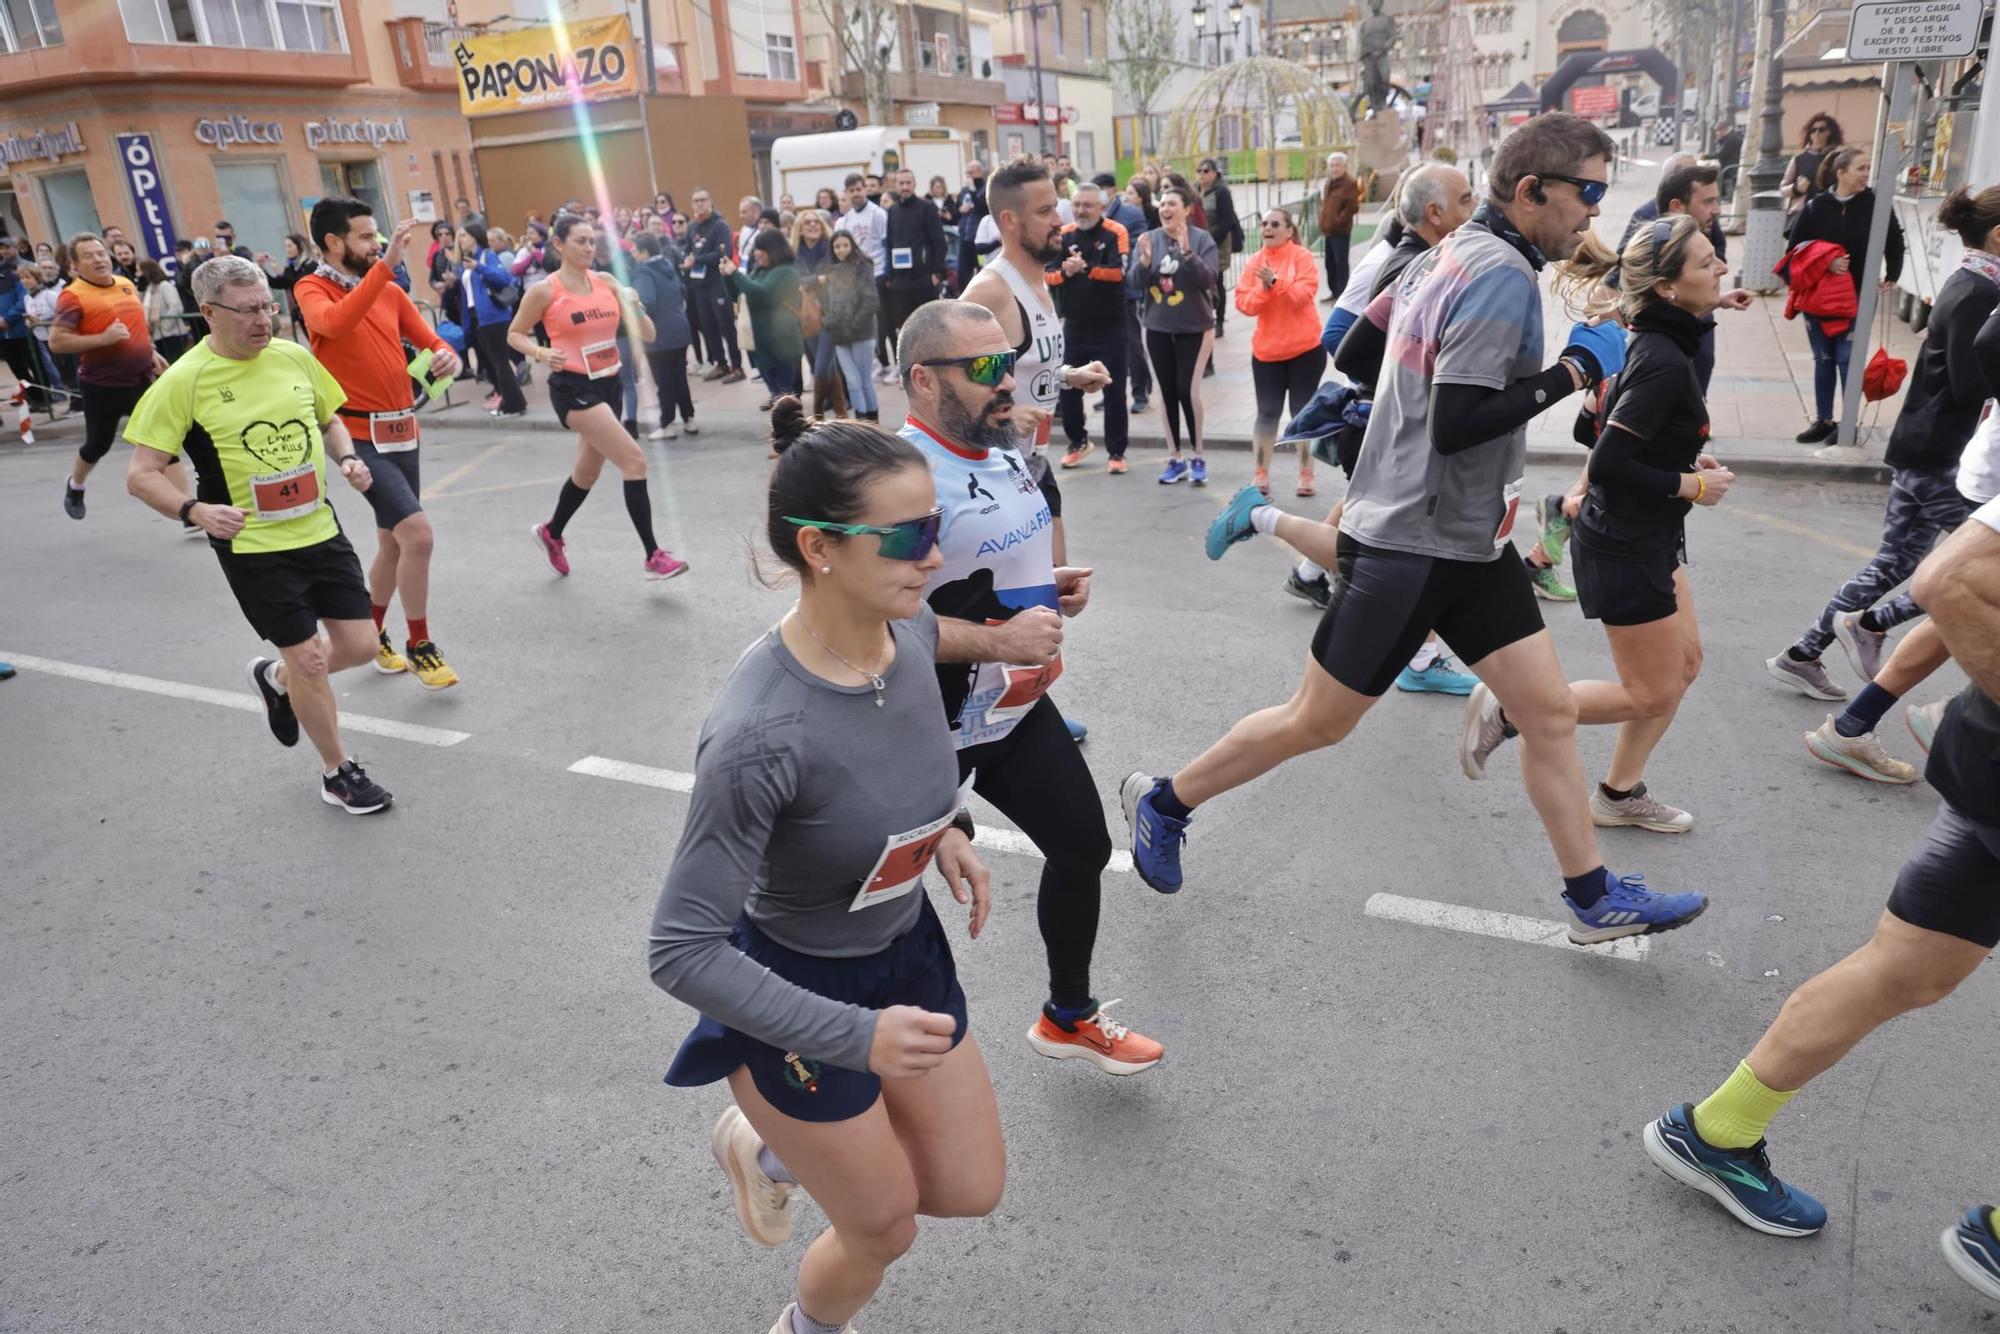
[649,399,1002,1334]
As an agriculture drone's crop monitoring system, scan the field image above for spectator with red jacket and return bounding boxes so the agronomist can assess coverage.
[1787,145,1904,443]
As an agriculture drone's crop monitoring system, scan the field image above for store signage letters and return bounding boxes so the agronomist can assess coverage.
[195,115,286,150]
[305,116,411,151]
[114,133,182,269]
[1,121,85,165]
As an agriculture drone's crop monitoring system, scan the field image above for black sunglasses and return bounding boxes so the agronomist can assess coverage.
[1536,173,1608,206]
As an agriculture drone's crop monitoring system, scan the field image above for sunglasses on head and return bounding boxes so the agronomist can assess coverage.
[918,351,1015,386]
[785,508,944,562]
[1535,173,1608,206]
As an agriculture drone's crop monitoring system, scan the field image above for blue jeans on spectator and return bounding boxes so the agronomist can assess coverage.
[760,360,802,399]
[834,339,878,414]
[1805,318,1851,422]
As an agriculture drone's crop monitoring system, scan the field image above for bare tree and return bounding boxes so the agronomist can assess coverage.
[813,0,899,126]
[1102,0,1178,157]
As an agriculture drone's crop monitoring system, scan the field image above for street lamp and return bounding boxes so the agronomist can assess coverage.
[1191,0,1246,66]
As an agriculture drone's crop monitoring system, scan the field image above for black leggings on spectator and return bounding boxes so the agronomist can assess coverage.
[476,323,527,413]
[1146,328,1212,455]
[955,696,1108,1009]
[645,348,695,425]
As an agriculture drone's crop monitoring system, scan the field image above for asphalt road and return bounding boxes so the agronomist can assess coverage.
[2,398,1993,1334]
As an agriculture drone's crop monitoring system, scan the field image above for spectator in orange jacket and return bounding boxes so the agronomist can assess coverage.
[1235,207,1327,496]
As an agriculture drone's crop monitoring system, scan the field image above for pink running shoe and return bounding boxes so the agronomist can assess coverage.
[531,522,569,576]
[644,549,689,580]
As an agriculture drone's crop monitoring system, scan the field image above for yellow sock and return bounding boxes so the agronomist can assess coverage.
[1692,1061,1797,1149]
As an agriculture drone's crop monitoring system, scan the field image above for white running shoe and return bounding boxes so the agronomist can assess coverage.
[1805,716,1919,784]
[1765,653,1849,701]
[710,1105,793,1247]
[1588,782,1695,832]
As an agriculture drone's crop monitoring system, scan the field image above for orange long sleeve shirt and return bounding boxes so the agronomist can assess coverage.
[293,262,447,417]
[1234,241,1324,362]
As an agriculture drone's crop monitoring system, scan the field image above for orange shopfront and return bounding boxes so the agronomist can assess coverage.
[0,89,473,264]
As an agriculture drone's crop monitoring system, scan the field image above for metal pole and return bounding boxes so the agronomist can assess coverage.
[1030,1,1049,156]
[1736,0,1788,290]
[1836,60,1909,451]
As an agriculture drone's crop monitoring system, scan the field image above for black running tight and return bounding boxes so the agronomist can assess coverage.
[955,696,1109,1010]
[1146,328,1213,455]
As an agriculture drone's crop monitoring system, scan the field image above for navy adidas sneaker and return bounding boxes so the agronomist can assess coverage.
[1642,1103,1827,1237]
[1943,1205,2000,1305]
[1121,772,1188,894]
[1564,871,1706,944]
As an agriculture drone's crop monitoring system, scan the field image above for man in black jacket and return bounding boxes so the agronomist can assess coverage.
[1049,183,1132,472]
[955,161,988,292]
[681,186,745,382]
[883,167,948,366]
[1197,158,1245,338]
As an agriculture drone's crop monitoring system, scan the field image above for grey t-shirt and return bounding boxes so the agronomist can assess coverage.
[1341,219,1545,562]
[648,606,961,1073]
[1132,226,1219,333]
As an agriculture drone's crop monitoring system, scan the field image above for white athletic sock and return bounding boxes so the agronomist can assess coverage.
[263,659,288,696]
[1296,558,1325,582]
[1250,505,1281,536]
[1408,639,1442,671]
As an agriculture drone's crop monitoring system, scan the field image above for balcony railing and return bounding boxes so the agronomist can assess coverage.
[387,16,475,93]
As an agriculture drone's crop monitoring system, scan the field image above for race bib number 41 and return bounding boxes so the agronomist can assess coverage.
[250,461,321,522]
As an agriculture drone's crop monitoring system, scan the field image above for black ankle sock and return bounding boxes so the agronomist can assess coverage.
[1786,646,1814,664]
[1600,782,1635,802]
[547,479,589,538]
[1857,609,1886,633]
[1564,866,1609,910]
[623,478,659,555]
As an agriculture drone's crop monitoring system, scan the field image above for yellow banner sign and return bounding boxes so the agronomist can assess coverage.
[453,16,638,118]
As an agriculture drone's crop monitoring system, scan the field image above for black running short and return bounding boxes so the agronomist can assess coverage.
[1572,536,1680,627]
[1887,801,2000,948]
[547,369,623,428]
[1312,535,1544,696]
[353,440,422,530]
[78,381,150,464]
[214,532,372,648]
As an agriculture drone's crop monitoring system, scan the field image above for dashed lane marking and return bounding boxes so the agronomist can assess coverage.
[567,754,1136,873]
[0,652,472,748]
[1363,891,1652,962]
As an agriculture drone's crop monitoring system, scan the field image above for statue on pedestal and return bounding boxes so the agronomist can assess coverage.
[1356,0,1399,116]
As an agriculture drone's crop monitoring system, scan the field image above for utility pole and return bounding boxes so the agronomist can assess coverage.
[1737,0,1788,291]
[1008,0,1058,156]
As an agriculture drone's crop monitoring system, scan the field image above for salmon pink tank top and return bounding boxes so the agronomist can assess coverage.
[544,269,625,378]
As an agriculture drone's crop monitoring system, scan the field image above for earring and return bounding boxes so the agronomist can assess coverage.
[820,565,832,574]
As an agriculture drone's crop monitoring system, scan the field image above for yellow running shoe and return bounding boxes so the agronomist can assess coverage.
[405,639,460,690]
[372,630,407,675]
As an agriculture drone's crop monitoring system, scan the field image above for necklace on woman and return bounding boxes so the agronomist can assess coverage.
[793,607,888,706]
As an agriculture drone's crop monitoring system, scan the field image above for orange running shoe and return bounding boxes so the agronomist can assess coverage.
[1107,457,1128,475]
[1026,999,1162,1076]
[1296,467,1317,497]
[1060,441,1094,469]
[1252,465,1270,495]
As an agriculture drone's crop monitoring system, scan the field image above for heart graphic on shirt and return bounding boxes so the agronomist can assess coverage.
[240,418,313,472]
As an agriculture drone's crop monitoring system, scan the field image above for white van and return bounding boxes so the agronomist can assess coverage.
[770,126,971,205]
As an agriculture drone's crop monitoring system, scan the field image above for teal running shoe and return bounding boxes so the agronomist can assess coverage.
[1206,485,1265,560]
[1394,655,1476,695]
[1643,1103,1828,1237]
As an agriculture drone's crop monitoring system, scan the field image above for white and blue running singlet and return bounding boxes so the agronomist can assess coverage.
[901,415,1062,750]
[988,255,1064,458]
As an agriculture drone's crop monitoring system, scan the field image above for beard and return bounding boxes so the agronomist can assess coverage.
[338,248,377,278]
[1025,223,1064,264]
[937,377,1021,453]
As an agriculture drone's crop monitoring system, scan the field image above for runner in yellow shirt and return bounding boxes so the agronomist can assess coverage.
[124,255,394,814]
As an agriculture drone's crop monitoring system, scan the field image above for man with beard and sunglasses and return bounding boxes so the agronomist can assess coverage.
[891,297,1164,1077]
[1125,113,1710,947]
[294,197,464,689]
[954,157,1109,570]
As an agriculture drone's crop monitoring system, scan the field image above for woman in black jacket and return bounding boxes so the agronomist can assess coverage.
[822,231,881,420]
[1776,184,2000,777]
[1781,113,1842,231]
[1789,145,1905,442]
[1558,212,1738,833]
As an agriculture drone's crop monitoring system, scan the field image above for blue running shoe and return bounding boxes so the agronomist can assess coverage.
[1206,485,1266,560]
[1189,456,1208,486]
[1066,717,1088,743]
[1642,1103,1828,1237]
[1394,655,1477,695]
[1563,871,1706,943]
[1120,771,1188,894]
[1159,457,1190,485]
[1944,1206,2000,1305]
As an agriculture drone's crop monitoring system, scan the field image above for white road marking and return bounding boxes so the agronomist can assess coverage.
[0,652,471,748]
[1363,892,1652,962]
[566,754,1135,873]
[566,754,695,793]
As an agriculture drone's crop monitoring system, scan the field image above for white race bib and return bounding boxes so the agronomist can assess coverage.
[581,339,621,380]
[368,408,419,454]
[1494,476,1525,549]
[250,460,320,522]
[891,246,914,270]
[847,775,976,913]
